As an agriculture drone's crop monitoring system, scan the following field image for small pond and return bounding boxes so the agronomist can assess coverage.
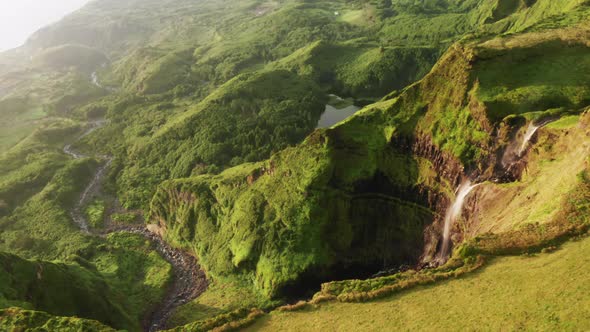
[316,95,361,128]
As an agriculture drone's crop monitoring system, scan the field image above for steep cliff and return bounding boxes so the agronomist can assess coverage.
[148,21,590,298]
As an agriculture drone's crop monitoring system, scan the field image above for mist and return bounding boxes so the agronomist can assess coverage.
[0,0,89,51]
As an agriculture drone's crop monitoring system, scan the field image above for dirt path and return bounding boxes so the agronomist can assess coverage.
[64,120,207,331]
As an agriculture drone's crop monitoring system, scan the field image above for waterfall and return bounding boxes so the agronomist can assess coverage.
[518,123,540,157]
[91,71,102,88]
[436,180,479,264]
[431,118,555,266]
[502,120,552,170]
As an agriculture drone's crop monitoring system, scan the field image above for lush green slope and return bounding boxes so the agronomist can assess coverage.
[148,19,590,300]
[1,0,590,330]
[272,40,441,98]
[0,252,134,329]
[0,72,104,153]
[0,308,115,332]
[246,234,590,331]
[0,216,171,331]
[117,69,326,208]
[0,123,171,331]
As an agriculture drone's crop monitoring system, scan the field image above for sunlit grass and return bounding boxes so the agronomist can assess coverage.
[247,235,590,331]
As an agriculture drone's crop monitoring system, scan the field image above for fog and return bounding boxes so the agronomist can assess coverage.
[0,0,90,51]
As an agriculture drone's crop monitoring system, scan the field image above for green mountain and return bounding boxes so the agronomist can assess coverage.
[0,0,589,330]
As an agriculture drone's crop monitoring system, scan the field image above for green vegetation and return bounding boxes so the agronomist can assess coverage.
[246,234,590,331]
[32,44,107,73]
[0,251,133,329]
[475,41,590,121]
[0,71,105,153]
[167,308,265,332]
[0,308,115,332]
[111,212,138,224]
[272,40,440,97]
[1,0,590,330]
[0,230,172,331]
[118,70,326,208]
[89,232,172,327]
[169,277,277,326]
[0,121,171,331]
[148,17,590,301]
[546,114,580,129]
[85,200,106,229]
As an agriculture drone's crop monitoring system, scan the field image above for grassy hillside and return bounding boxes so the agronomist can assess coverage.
[0,0,589,330]
[0,123,171,331]
[0,72,105,153]
[117,69,326,208]
[31,44,107,73]
[246,234,590,331]
[0,308,115,332]
[0,251,134,329]
[0,230,174,331]
[148,19,590,300]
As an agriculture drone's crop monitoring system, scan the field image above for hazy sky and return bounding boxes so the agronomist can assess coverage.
[0,0,90,51]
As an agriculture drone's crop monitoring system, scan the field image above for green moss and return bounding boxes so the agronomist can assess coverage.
[0,308,115,332]
[248,234,590,331]
[0,252,134,329]
[1,0,590,329]
[89,232,173,327]
[85,200,106,229]
[0,232,171,331]
[546,115,580,129]
[111,212,138,224]
[166,308,264,332]
[169,277,276,326]
[475,43,590,122]
[148,19,590,300]
[273,41,441,97]
[118,69,327,209]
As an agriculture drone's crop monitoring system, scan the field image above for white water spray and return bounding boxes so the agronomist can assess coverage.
[436,180,479,264]
[518,123,540,157]
[91,71,102,88]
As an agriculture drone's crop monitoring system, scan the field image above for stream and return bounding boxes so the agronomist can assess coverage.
[63,73,207,331]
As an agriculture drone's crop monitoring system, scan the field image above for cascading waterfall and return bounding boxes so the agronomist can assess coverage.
[433,118,554,265]
[507,119,554,163]
[91,71,102,88]
[518,123,540,157]
[435,180,479,264]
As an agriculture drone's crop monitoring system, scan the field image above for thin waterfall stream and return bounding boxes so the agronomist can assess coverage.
[518,123,541,157]
[432,118,554,265]
[435,180,479,264]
